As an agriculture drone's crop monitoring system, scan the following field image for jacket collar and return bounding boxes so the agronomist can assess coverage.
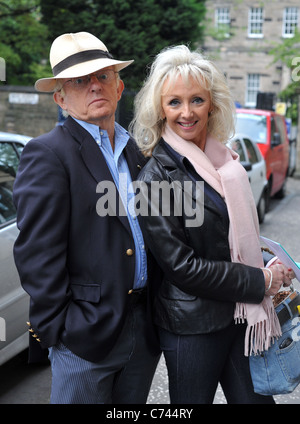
[64,116,144,182]
[152,140,202,189]
[63,116,143,233]
[152,139,225,218]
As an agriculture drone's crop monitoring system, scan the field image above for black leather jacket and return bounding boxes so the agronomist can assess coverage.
[137,140,266,335]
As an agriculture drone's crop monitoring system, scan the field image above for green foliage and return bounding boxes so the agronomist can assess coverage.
[269,29,300,69]
[40,0,206,90]
[0,0,206,88]
[269,28,300,123]
[0,0,49,85]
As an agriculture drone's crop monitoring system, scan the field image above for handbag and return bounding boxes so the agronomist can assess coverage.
[249,285,300,396]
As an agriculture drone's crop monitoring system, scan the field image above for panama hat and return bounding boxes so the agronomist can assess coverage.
[35,32,134,92]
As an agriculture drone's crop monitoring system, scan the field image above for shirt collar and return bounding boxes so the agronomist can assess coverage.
[72,117,130,147]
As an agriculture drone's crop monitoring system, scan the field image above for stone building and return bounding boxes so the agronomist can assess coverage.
[0,86,58,138]
[203,0,299,109]
[0,85,133,138]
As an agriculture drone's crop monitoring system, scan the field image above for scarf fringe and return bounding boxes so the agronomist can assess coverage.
[235,299,282,356]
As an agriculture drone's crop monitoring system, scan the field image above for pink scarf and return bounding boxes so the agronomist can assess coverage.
[162,124,281,355]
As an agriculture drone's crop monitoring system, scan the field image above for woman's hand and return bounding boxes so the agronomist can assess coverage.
[262,263,295,296]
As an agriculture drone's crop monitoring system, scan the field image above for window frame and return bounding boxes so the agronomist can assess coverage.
[248,7,264,38]
[246,74,260,107]
[215,6,231,38]
[282,7,299,38]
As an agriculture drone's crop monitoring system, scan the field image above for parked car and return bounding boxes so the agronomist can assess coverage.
[0,131,31,365]
[235,109,290,204]
[288,138,297,177]
[227,134,268,223]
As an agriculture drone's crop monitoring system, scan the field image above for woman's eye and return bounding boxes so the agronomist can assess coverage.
[169,99,180,106]
[193,97,204,104]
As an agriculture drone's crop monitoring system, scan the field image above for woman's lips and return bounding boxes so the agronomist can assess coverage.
[178,121,198,128]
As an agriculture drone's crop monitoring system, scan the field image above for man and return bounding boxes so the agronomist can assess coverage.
[13,32,161,404]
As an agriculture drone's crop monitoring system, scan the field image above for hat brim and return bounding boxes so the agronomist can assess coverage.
[35,58,133,92]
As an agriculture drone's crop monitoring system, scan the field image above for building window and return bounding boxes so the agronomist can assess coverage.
[215,7,230,37]
[246,74,260,107]
[248,7,264,38]
[283,7,298,38]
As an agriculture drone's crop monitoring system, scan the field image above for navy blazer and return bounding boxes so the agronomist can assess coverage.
[13,117,161,363]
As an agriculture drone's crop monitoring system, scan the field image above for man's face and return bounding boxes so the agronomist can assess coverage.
[54,66,124,129]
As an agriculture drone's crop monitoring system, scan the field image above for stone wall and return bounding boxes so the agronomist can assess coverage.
[203,0,299,106]
[0,85,58,138]
[0,85,134,138]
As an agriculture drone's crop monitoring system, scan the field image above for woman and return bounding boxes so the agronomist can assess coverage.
[130,45,294,404]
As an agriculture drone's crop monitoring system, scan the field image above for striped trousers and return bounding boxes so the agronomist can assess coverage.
[48,298,160,404]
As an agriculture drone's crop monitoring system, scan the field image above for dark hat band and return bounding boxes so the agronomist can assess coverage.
[52,49,114,76]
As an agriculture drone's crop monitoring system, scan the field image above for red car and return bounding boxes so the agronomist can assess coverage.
[235,109,289,203]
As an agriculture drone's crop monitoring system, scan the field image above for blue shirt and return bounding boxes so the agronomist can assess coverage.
[73,117,147,289]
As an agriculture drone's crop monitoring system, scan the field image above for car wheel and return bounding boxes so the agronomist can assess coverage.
[257,191,266,224]
[265,183,271,212]
[275,178,287,199]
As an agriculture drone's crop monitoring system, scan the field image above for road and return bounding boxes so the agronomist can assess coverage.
[0,176,300,404]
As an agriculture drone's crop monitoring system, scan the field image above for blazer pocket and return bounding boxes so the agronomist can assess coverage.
[161,280,197,301]
[70,283,101,303]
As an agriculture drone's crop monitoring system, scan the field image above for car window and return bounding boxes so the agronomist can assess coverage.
[0,142,20,176]
[274,116,287,145]
[0,142,17,225]
[230,139,246,161]
[244,138,258,164]
[14,142,25,158]
[270,117,279,144]
[236,113,267,144]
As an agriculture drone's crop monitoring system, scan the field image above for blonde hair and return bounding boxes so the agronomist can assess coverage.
[130,45,236,156]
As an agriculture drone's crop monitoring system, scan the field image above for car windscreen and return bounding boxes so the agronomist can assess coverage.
[236,113,267,144]
[0,142,18,225]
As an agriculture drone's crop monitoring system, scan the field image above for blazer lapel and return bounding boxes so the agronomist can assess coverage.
[64,117,132,233]
[123,137,148,181]
[64,117,113,183]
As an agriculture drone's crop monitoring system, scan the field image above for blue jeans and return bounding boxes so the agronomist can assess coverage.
[159,321,275,404]
[48,300,160,404]
[250,314,300,395]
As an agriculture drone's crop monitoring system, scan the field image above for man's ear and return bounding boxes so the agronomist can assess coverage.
[53,91,66,110]
[117,79,125,101]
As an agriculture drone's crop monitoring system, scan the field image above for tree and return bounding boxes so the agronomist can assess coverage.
[0,0,49,85]
[269,29,300,123]
[40,0,206,90]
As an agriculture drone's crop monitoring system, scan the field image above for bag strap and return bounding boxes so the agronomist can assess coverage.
[276,291,300,326]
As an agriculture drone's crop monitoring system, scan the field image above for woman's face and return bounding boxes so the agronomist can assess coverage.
[161,74,212,150]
